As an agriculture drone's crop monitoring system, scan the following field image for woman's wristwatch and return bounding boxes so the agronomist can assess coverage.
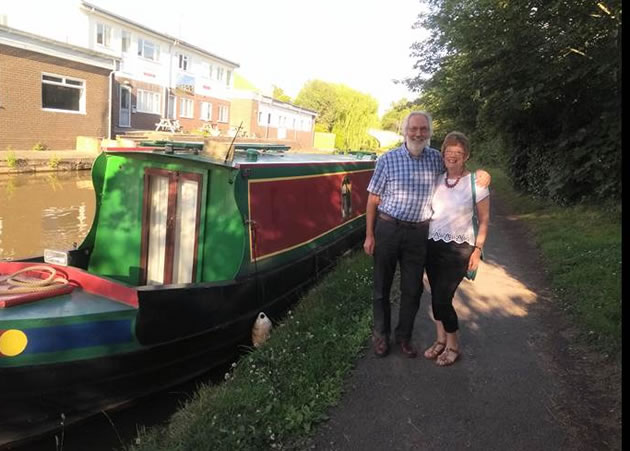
[474,245,483,251]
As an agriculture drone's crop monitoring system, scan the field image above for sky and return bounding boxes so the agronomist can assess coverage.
[90,0,427,116]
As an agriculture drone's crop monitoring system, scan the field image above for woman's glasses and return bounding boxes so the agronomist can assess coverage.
[444,150,467,157]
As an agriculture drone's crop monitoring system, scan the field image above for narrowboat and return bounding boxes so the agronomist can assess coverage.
[0,142,375,447]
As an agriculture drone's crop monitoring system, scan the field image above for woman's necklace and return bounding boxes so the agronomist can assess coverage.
[444,171,464,189]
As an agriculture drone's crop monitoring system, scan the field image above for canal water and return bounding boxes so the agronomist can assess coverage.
[0,172,95,260]
[0,171,230,450]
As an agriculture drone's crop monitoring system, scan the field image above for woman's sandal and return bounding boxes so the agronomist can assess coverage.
[423,341,446,360]
[436,347,460,366]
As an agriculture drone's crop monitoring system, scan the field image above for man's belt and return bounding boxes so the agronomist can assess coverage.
[378,212,428,229]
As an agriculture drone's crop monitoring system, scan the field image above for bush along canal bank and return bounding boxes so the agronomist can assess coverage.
[0,150,97,174]
[486,167,621,355]
[129,251,374,451]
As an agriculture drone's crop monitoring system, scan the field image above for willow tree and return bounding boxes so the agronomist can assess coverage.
[295,80,379,151]
[380,98,413,134]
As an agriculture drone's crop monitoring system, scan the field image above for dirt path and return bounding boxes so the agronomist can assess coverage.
[307,195,621,450]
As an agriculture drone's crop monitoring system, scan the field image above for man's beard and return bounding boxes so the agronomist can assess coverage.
[406,138,427,155]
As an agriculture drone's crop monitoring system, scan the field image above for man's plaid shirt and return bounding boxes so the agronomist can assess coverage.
[367,143,445,222]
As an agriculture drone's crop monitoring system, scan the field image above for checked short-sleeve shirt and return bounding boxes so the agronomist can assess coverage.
[367,143,445,222]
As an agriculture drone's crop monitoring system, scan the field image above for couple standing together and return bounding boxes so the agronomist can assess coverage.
[363,111,490,366]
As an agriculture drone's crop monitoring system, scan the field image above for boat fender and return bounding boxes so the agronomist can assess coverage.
[252,312,272,347]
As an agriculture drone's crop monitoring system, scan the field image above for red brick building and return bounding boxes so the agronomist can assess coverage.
[0,25,116,150]
[230,92,317,150]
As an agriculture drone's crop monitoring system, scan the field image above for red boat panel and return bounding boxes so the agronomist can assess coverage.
[248,170,372,260]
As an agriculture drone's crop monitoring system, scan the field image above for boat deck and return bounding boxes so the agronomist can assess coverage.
[1,287,137,321]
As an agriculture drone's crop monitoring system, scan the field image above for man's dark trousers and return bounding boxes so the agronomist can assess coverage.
[372,218,429,341]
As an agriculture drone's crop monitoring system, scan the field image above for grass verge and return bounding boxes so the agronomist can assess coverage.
[128,251,373,451]
[488,167,621,354]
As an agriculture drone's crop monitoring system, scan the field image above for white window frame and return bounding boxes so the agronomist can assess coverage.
[137,89,161,114]
[218,105,229,123]
[138,38,160,61]
[121,30,131,53]
[216,67,224,82]
[200,102,212,121]
[226,70,232,86]
[178,53,190,72]
[96,22,112,48]
[41,73,86,114]
[207,63,213,79]
[180,97,194,118]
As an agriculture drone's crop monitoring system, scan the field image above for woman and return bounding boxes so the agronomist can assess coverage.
[423,131,490,366]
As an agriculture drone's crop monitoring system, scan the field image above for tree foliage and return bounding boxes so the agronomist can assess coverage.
[380,98,414,133]
[406,0,621,204]
[294,80,379,151]
[271,85,292,103]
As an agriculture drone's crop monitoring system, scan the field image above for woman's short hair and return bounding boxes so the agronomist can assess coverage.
[441,131,470,156]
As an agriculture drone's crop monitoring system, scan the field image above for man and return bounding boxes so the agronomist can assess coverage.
[364,111,488,358]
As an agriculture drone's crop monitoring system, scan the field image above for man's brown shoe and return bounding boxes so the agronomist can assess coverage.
[399,340,418,358]
[373,335,389,357]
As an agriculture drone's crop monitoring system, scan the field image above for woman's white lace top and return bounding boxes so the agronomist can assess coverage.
[428,173,489,245]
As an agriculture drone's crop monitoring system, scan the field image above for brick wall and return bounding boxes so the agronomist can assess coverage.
[112,77,232,134]
[175,92,231,133]
[112,77,162,132]
[0,44,111,150]
[251,119,315,150]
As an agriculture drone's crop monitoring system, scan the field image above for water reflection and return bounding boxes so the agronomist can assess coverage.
[0,171,95,260]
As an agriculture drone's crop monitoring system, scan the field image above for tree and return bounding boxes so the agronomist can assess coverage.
[294,80,379,151]
[380,98,413,134]
[271,85,291,103]
[406,0,621,204]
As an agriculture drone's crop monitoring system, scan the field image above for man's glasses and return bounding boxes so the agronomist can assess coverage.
[407,127,429,134]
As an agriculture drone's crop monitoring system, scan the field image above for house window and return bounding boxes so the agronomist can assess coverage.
[121,30,131,52]
[257,111,263,125]
[178,54,189,71]
[137,89,161,114]
[207,63,213,79]
[41,73,85,113]
[218,105,229,122]
[138,38,160,61]
[96,23,111,48]
[201,102,212,121]
[180,98,194,118]
[216,67,224,82]
[167,95,176,119]
[226,70,232,86]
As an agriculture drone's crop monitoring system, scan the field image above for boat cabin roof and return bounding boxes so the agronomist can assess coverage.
[104,141,377,168]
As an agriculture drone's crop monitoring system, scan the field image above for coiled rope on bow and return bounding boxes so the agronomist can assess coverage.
[0,265,69,295]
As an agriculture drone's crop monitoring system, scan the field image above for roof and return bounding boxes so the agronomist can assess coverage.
[259,95,319,116]
[0,24,118,70]
[81,1,239,68]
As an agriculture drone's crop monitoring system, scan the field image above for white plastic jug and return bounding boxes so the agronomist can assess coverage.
[252,312,272,347]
